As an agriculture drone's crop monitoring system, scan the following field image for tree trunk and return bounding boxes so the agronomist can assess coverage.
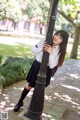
[49,0,54,6]
[70,27,80,59]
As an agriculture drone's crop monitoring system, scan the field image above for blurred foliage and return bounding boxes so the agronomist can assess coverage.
[25,0,50,24]
[0,0,22,22]
[59,0,80,26]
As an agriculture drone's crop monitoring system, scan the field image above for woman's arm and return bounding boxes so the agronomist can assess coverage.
[43,43,59,68]
[31,40,44,54]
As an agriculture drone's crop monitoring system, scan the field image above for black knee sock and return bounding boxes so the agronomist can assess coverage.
[18,87,30,103]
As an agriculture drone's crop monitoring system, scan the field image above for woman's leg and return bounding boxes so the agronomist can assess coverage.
[14,83,32,112]
[17,84,32,103]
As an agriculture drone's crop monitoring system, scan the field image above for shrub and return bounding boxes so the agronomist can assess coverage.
[0,55,2,64]
[0,74,6,89]
[0,56,34,88]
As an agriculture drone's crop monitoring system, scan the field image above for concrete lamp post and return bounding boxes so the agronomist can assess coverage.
[24,0,59,119]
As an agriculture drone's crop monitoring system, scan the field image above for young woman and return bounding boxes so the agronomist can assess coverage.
[14,30,69,112]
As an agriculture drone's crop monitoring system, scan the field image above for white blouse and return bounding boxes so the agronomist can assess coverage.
[31,40,60,69]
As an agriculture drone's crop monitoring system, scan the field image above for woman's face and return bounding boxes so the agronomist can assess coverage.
[53,33,63,45]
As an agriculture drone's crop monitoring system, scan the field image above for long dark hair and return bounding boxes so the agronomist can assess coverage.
[54,30,69,67]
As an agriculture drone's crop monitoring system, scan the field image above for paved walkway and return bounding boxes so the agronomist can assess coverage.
[0,59,80,120]
[0,32,44,46]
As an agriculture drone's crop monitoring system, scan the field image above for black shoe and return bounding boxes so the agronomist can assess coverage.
[14,102,23,112]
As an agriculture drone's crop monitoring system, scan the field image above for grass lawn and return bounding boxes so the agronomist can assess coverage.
[66,44,80,60]
[0,43,33,58]
[0,42,80,60]
[0,31,80,59]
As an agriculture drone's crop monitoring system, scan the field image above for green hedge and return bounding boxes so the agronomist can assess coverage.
[0,56,34,88]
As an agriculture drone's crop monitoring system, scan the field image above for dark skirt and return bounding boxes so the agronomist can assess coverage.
[26,60,52,87]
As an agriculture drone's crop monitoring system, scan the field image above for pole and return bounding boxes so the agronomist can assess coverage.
[24,0,59,119]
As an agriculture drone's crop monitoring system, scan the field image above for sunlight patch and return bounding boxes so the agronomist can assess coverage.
[61,84,80,92]
[45,95,52,101]
[69,73,80,79]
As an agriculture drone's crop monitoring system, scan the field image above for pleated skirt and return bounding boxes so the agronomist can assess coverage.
[26,60,52,87]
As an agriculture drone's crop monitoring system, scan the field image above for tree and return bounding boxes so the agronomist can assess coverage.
[0,0,22,22]
[25,0,49,23]
[49,0,80,59]
[24,0,49,34]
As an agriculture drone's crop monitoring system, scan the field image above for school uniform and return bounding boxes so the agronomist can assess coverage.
[26,40,60,87]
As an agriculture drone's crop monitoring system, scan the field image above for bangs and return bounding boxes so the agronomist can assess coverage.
[54,30,69,40]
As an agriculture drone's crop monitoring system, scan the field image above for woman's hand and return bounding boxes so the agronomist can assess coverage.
[43,43,53,54]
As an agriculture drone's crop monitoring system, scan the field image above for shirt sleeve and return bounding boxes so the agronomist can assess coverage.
[31,40,44,54]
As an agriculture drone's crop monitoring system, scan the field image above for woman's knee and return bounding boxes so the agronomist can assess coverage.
[25,83,32,90]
